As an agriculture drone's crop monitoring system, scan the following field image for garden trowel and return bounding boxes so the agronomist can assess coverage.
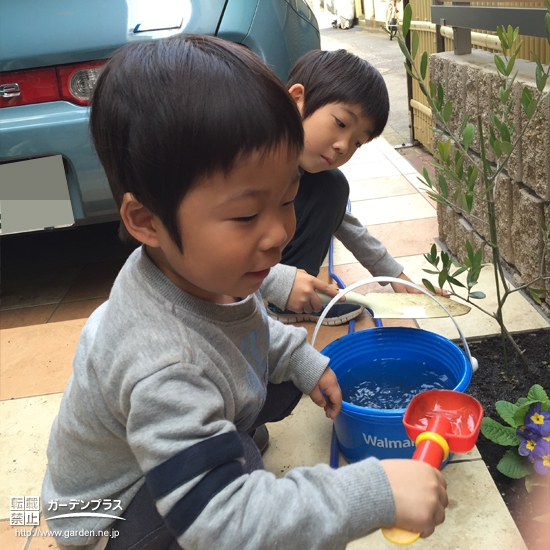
[317,291,471,319]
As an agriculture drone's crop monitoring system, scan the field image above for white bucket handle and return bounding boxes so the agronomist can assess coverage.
[311,276,478,373]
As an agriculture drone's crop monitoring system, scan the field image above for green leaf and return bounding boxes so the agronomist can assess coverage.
[443,137,452,162]
[437,140,445,162]
[527,384,550,403]
[420,51,428,80]
[473,248,483,267]
[422,269,440,275]
[481,417,519,445]
[505,55,516,76]
[412,30,419,59]
[466,240,474,259]
[497,449,532,479]
[463,123,475,151]
[418,81,429,98]
[423,242,441,260]
[503,26,519,53]
[421,278,436,295]
[443,101,452,123]
[437,138,452,165]
[499,86,512,105]
[529,287,543,305]
[494,54,508,76]
[426,191,449,205]
[404,61,417,80]
[533,52,544,72]
[469,291,486,299]
[495,400,519,427]
[451,266,468,277]
[535,65,548,93]
[526,99,537,120]
[521,87,533,113]
[398,38,412,63]
[546,12,550,46]
[515,397,530,408]
[459,113,469,136]
[513,403,532,426]
[403,4,412,37]
[429,80,436,99]
[457,192,469,213]
[491,139,503,158]
[468,165,478,187]
[499,121,511,143]
[465,192,474,212]
[422,167,432,188]
[500,141,513,155]
[455,152,464,179]
[512,26,519,45]
[467,268,482,287]
[437,82,444,107]
[438,174,448,198]
[497,26,507,50]
[446,276,465,288]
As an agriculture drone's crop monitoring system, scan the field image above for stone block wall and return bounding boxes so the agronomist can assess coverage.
[429,51,550,309]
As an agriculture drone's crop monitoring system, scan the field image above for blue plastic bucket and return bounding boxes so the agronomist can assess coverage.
[322,326,472,462]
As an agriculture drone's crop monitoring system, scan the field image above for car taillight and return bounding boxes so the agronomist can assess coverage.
[57,61,105,106]
[0,68,59,107]
[0,60,106,108]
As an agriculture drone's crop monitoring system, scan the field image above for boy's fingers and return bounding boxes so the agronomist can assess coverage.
[310,388,341,419]
[309,387,325,408]
[324,401,340,419]
[322,386,342,417]
[313,282,346,302]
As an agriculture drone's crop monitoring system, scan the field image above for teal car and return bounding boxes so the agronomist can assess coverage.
[0,0,319,235]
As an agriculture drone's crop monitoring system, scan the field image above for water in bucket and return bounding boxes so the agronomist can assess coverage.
[343,360,453,410]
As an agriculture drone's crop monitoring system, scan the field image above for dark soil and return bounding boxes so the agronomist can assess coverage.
[464,327,550,550]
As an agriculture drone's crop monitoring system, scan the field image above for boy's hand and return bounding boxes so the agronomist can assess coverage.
[286,269,344,313]
[381,459,448,538]
[309,367,342,419]
[390,272,449,297]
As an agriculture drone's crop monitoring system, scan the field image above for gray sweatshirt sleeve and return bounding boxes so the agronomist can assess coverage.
[265,315,329,393]
[335,211,404,282]
[127,368,396,550]
[259,263,297,309]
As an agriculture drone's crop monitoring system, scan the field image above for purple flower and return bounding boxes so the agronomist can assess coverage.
[517,425,539,461]
[531,436,550,476]
[524,403,550,437]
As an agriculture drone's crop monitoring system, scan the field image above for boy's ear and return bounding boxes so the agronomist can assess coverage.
[288,84,305,112]
[119,193,162,247]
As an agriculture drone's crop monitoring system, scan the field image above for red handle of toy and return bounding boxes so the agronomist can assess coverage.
[412,432,450,468]
[412,414,452,467]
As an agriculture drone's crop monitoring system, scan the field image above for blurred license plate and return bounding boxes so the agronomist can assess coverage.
[0,155,74,234]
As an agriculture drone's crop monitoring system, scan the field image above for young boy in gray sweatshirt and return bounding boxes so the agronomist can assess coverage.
[42,34,448,550]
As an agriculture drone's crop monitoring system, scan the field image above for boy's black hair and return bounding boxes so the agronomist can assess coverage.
[286,49,389,140]
[90,34,304,249]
